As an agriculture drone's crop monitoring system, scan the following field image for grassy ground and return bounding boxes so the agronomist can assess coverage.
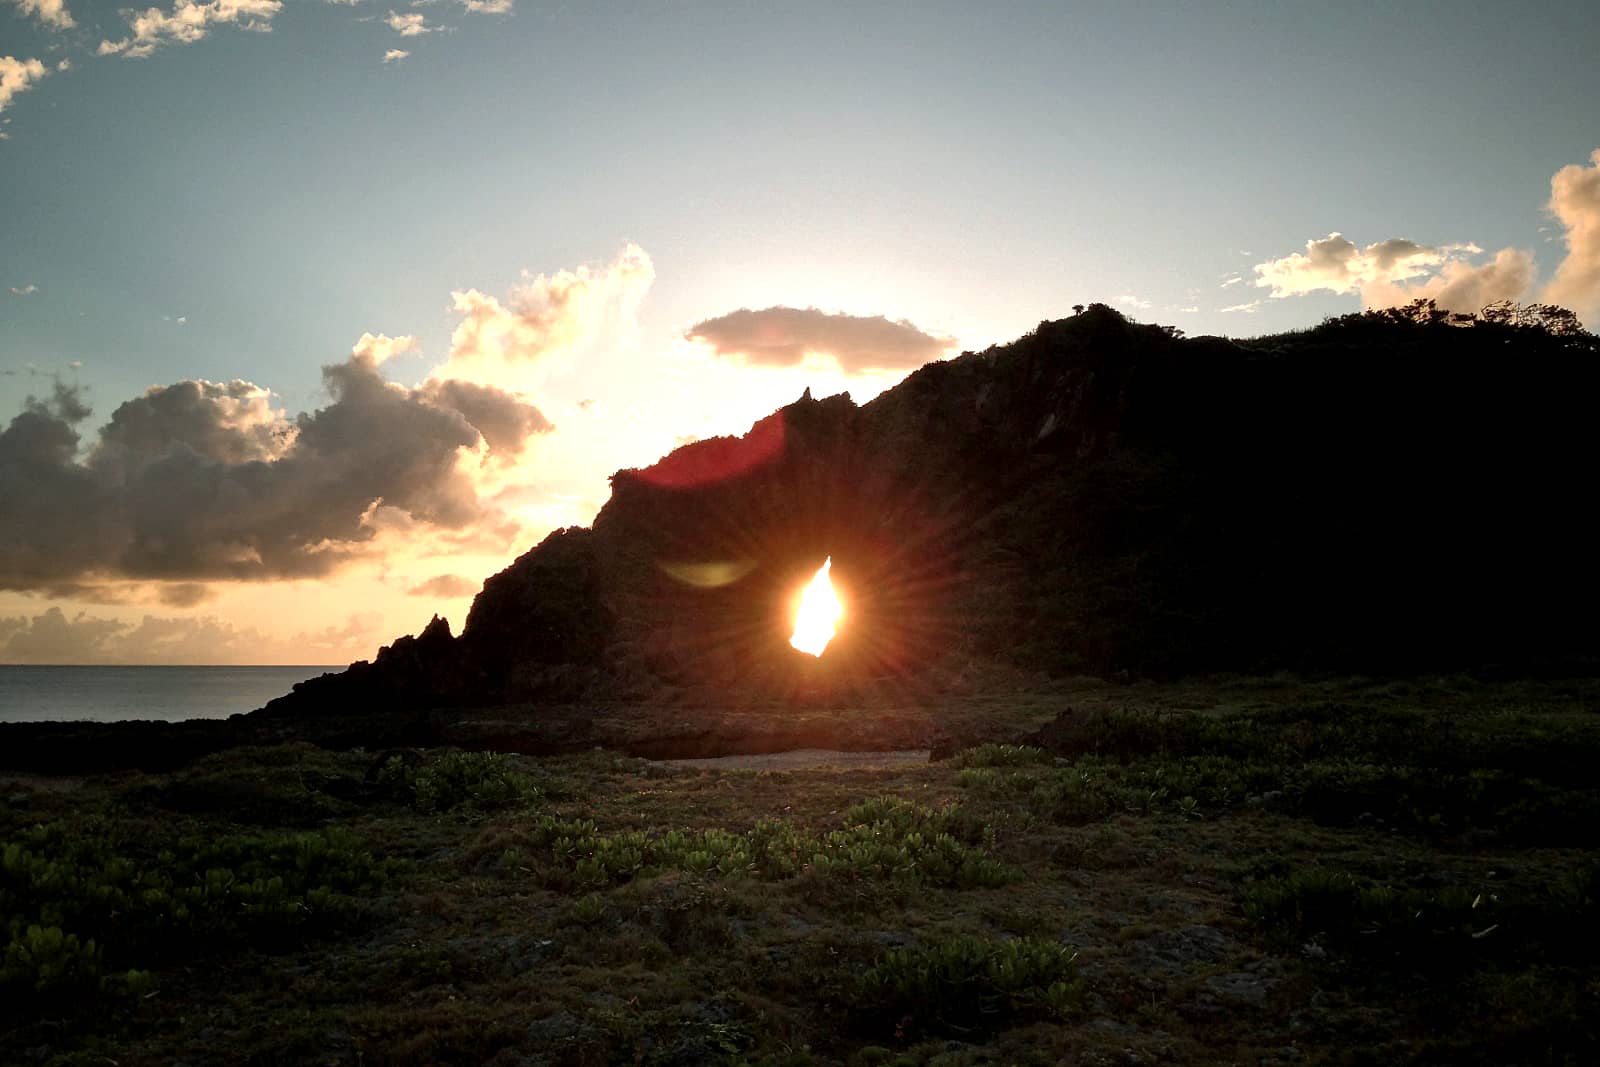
[2,674,1597,1065]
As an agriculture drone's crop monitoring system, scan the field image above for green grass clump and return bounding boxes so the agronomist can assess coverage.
[857,934,1082,1038]
[377,750,541,813]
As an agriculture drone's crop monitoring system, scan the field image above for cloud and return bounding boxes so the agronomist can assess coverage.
[1117,294,1152,310]
[0,354,551,591]
[1,608,126,663]
[459,0,512,12]
[98,0,283,58]
[0,56,48,115]
[350,331,417,364]
[382,48,410,63]
[8,284,39,296]
[1219,300,1260,314]
[386,11,434,35]
[419,378,552,459]
[1252,231,1532,314]
[1361,248,1536,315]
[1254,233,1452,297]
[157,582,213,607]
[440,243,654,383]
[1540,148,1600,323]
[11,0,74,30]
[0,605,381,664]
[685,306,956,373]
[1220,275,1243,288]
[406,573,478,598]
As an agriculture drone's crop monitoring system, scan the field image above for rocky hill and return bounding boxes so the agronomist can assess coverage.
[259,302,1600,725]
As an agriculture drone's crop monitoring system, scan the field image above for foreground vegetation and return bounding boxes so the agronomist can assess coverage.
[3,675,1597,1064]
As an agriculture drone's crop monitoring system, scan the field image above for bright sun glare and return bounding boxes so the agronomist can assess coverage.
[789,556,843,657]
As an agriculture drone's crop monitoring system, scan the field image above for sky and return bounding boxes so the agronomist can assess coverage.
[2,0,1599,664]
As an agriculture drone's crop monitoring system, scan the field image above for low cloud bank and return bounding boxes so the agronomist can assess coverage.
[0,605,378,664]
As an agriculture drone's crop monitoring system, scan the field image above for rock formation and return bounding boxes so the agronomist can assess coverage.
[260,303,1600,723]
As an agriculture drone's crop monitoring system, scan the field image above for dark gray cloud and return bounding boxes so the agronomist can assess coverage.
[685,306,955,373]
[0,354,550,591]
[421,379,552,458]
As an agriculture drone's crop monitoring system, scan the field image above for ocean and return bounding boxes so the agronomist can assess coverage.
[0,666,339,723]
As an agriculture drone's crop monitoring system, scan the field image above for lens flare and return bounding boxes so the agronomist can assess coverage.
[789,556,842,657]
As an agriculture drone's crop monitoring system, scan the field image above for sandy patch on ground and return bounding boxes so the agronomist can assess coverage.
[658,748,931,771]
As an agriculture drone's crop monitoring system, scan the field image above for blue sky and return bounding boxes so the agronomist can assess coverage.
[2,0,1599,662]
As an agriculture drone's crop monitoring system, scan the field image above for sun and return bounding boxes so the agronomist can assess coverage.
[789,556,842,657]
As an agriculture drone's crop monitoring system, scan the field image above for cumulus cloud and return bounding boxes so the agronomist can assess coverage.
[1541,148,1600,323]
[459,0,512,12]
[386,11,433,35]
[0,56,48,115]
[440,243,654,383]
[1251,231,1533,314]
[407,573,478,598]
[11,0,74,30]
[1362,248,1537,315]
[98,0,283,58]
[1248,151,1600,323]
[1117,294,1152,310]
[382,48,410,63]
[9,284,39,296]
[1255,234,1463,297]
[685,306,956,373]
[0,354,550,591]
[350,331,417,364]
[419,378,552,459]
[0,606,380,664]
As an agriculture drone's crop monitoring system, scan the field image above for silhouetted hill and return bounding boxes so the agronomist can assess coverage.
[261,302,1600,720]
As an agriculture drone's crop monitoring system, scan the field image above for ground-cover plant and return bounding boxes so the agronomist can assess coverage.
[376,750,542,813]
[950,743,1053,768]
[970,709,1600,844]
[1239,864,1600,971]
[510,797,1012,891]
[1,821,400,1007]
[856,934,1083,1039]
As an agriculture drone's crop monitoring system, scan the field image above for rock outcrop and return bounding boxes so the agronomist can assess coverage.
[259,303,1600,723]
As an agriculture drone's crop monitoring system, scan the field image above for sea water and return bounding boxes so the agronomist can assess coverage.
[0,665,338,723]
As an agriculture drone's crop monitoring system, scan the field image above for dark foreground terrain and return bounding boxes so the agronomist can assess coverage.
[4,674,1597,1065]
